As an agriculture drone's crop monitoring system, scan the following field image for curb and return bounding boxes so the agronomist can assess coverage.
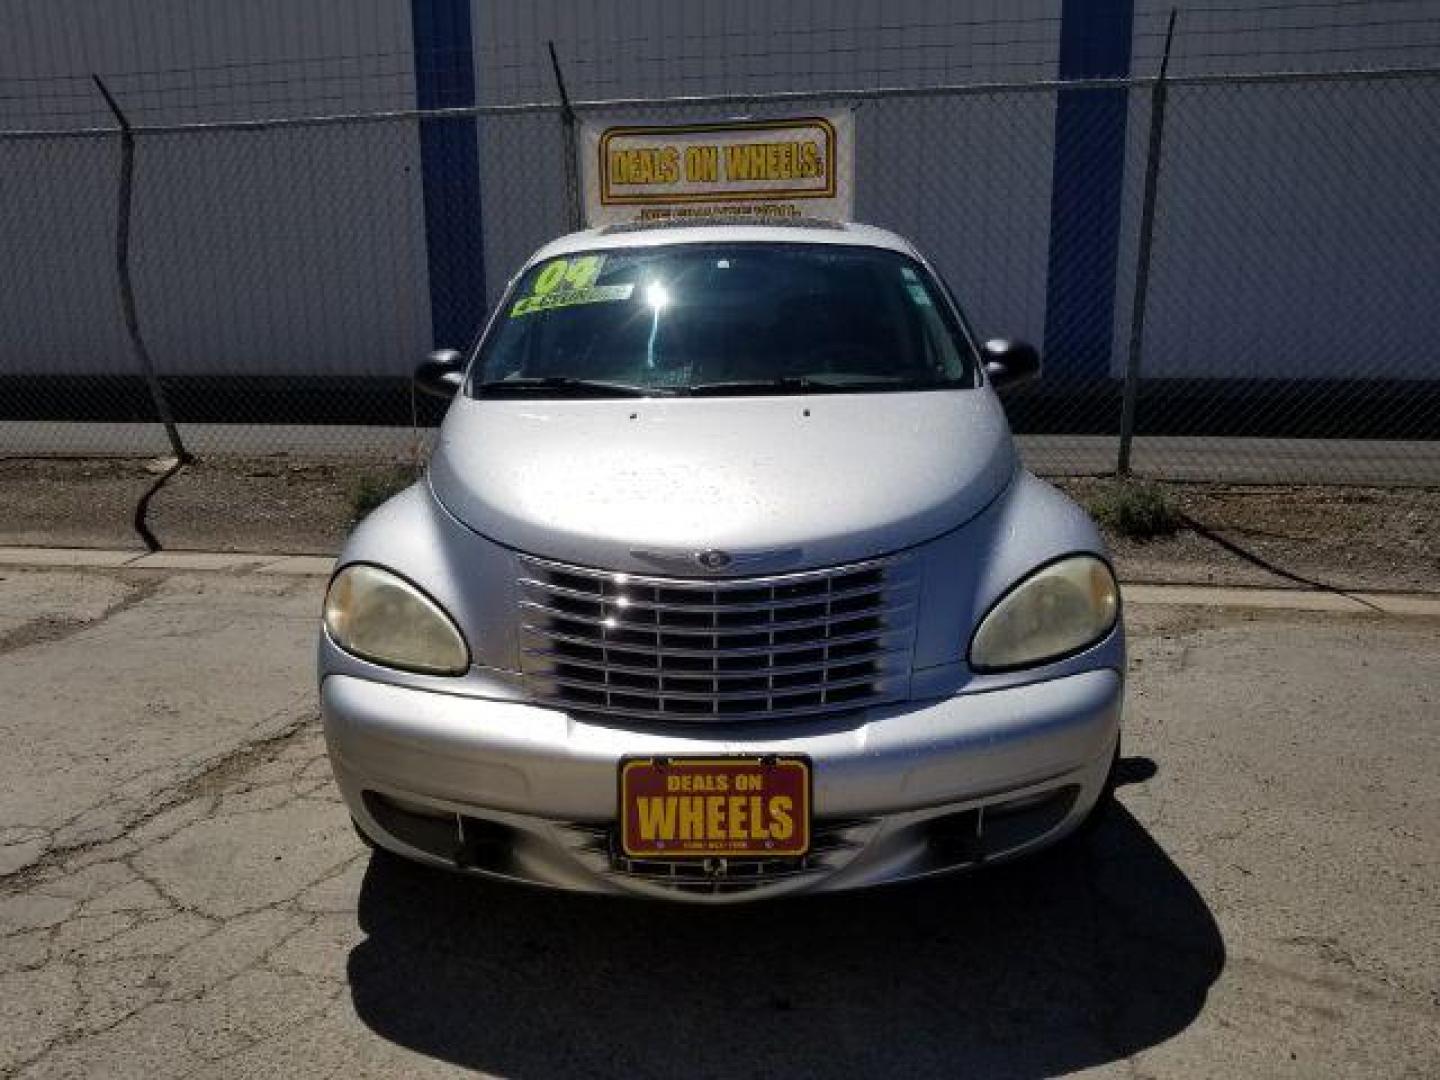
[1121,583,1440,617]
[0,546,332,577]
[2,546,1438,617]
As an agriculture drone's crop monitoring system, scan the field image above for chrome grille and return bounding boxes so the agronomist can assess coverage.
[518,554,917,722]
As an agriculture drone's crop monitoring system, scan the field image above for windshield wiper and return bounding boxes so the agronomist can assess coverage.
[685,377,818,396]
[685,375,964,396]
[473,376,663,398]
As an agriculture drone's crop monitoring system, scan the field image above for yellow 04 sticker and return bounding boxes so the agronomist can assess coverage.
[510,255,634,317]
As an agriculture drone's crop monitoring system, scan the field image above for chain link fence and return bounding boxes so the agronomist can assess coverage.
[2,67,1438,483]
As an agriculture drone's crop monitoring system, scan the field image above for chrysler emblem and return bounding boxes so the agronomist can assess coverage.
[629,546,804,574]
[696,549,733,570]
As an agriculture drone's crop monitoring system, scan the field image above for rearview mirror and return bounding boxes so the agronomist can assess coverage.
[414,349,465,399]
[982,339,1041,391]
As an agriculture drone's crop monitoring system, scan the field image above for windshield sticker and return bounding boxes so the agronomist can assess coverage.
[533,255,604,295]
[511,282,634,317]
[511,255,632,316]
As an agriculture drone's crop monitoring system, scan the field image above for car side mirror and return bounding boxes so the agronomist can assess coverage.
[982,339,1041,391]
[414,349,466,399]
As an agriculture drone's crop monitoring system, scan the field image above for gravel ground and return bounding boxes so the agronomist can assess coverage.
[0,566,1436,1077]
[0,460,156,551]
[1057,478,1440,593]
[0,458,417,556]
[146,459,417,555]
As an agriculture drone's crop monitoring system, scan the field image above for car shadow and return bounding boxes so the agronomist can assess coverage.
[347,760,1221,1078]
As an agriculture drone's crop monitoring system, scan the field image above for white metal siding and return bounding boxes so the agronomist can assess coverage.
[1,0,1437,382]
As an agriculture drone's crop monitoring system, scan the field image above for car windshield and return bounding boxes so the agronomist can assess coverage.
[469,242,978,397]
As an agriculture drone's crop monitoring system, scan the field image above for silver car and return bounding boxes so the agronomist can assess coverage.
[319,220,1124,902]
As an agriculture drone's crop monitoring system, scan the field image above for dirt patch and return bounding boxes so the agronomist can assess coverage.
[0,458,154,550]
[145,457,422,554]
[1057,478,1440,593]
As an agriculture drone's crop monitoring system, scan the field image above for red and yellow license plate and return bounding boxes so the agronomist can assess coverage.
[619,756,811,859]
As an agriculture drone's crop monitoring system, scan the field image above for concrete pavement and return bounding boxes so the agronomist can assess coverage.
[0,563,1436,1077]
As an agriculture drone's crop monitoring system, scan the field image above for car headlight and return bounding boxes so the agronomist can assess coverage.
[323,564,468,675]
[969,555,1118,672]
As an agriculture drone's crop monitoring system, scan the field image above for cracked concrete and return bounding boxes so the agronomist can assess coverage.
[0,711,356,1079]
[0,569,318,879]
[0,567,1437,1077]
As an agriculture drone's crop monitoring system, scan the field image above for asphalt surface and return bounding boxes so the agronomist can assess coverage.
[1,565,1437,1078]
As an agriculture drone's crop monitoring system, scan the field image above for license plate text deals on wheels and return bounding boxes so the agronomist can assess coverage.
[620,756,811,858]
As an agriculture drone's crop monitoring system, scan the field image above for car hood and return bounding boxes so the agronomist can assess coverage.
[428,391,1016,575]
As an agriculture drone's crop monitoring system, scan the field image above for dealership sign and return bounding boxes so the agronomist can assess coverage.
[580,112,855,227]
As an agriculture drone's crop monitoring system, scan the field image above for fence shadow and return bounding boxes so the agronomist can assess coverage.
[347,780,1221,1078]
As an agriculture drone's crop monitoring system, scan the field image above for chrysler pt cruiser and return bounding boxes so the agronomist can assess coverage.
[320,220,1124,901]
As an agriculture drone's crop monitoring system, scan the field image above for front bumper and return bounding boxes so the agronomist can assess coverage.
[323,667,1122,901]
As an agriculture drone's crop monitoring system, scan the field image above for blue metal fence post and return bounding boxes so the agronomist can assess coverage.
[1043,0,1136,384]
[411,0,487,349]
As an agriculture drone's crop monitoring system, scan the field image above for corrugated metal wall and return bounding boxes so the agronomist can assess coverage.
[0,0,431,378]
[0,0,416,128]
[1,0,1438,385]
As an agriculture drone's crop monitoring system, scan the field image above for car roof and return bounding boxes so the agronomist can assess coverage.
[525,219,919,267]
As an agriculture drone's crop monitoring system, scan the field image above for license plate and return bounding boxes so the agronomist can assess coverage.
[619,756,811,859]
